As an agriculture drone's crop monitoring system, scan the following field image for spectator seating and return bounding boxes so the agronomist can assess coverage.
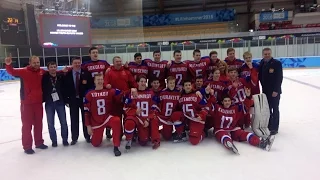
[305,23,320,28]
[258,21,303,31]
[91,22,230,41]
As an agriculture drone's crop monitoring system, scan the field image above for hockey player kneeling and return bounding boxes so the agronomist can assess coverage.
[123,76,161,151]
[212,88,275,154]
[84,74,122,156]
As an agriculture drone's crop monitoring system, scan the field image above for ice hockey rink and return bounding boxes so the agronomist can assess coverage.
[0,69,319,180]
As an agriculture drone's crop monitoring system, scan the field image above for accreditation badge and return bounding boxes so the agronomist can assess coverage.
[51,92,60,102]
[269,68,274,73]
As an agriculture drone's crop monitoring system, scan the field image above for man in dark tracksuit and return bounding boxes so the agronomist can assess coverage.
[258,48,283,135]
[5,55,48,154]
[42,61,69,147]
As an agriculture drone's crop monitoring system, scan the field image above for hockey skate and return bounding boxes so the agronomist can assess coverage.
[172,132,187,143]
[259,135,276,151]
[125,140,132,152]
[113,147,121,157]
[152,141,160,150]
[225,141,240,155]
[106,128,112,140]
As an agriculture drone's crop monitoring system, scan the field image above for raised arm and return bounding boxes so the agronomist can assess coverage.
[5,56,25,77]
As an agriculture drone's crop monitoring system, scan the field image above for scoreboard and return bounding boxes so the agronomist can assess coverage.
[0,8,27,45]
[4,17,21,25]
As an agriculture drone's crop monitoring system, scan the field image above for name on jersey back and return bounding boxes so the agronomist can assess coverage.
[159,95,180,101]
[91,91,109,97]
[170,67,187,72]
[189,62,207,68]
[87,65,106,71]
[218,107,235,114]
[132,94,152,99]
[147,62,166,68]
[179,96,197,103]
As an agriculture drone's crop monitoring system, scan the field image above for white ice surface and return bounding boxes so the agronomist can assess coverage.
[0,69,320,180]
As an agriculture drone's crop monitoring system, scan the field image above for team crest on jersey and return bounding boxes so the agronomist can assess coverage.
[269,68,274,73]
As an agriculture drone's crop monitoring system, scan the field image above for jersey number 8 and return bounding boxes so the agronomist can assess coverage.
[97,99,106,115]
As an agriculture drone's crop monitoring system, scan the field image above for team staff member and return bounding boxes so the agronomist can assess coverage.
[5,55,48,154]
[104,56,137,138]
[42,61,69,147]
[64,57,93,145]
[104,56,137,95]
[258,48,283,135]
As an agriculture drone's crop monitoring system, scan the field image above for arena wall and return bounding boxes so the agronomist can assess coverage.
[100,44,320,64]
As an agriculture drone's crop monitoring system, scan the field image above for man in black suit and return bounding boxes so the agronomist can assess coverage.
[258,48,283,135]
[64,57,93,145]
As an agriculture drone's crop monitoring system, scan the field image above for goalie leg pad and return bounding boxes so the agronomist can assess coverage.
[251,94,270,138]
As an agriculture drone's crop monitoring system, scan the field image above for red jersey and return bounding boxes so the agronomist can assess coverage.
[239,63,260,95]
[84,88,122,127]
[144,59,168,88]
[206,58,221,80]
[128,61,148,80]
[157,88,181,120]
[82,60,110,78]
[226,72,258,105]
[213,98,253,131]
[187,58,210,81]
[152,88,162,97]
[104,66,137,93]
[179,92,212,123]
[219,74,229,83]
[123,89,159,120]
[224,57,244,70]
[204,80,227,103]
[167,61,189,88]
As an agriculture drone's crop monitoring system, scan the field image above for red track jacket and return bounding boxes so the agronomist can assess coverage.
[104,66,137,93]
[6,65,45,104]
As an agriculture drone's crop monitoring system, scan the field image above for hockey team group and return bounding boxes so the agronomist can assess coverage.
[4,46,283,157]
[83,46,282,157]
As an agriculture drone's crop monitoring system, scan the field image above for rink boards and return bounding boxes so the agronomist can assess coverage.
[1,55,320,81]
